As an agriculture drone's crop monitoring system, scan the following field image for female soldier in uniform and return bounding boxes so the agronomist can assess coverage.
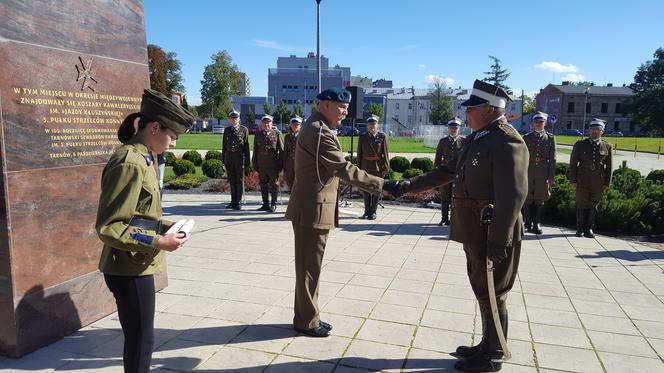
[96,89,193,373]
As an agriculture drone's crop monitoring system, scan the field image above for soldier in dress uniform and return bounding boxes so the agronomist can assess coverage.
[384,80,528,372]
[252,114,284,212]
[522,111,556,234]
[283,116,302,190]
[434,117,466,225]
[286,88,384,338]
[569,118,613,238]
[357,114,390,220]
[222,110,250,210]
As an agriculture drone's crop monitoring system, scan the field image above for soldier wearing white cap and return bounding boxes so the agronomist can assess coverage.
[357,114,390,219]
[569,118,613,238]
[522,111,556,234]
[434,117,467,225]
[222,109,250,209]
[252,114,284,212]
[283,116,302,190]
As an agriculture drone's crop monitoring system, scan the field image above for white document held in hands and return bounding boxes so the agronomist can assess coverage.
[165,219,195,237]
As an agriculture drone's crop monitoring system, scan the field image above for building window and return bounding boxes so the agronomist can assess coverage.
[511,104,516,111]
[629,121,635,133]
[408,103,413,110]
[615,103,622,113]
[567,102,575,113]
[614,121,620,131]
[566,121,573,129]
[586,102,591,113]
[601,103,608,113]
[395,103,400,110]
[282,85,287,89]
[419,115,423,123]
[407,115,412,124]
[293,85,298,89]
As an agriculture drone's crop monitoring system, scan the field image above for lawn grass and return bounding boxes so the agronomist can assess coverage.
[556,136,664,154]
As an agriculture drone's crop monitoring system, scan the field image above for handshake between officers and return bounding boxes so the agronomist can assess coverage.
[285,88,384,338]
[383,80,528,373]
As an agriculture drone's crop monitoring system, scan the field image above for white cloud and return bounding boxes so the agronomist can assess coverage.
[534,61,579,73]
[425,74,454,86]
[562,73,585,82]
[418,64,427,69]
[251,39,303,52]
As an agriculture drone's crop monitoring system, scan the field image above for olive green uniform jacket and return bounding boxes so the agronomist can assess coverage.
[96,141,172,276]
[252,129,284,175]
[283,131,299,189]
[569,138,613,208]
[523,131,556,203]
[357,131,390,177]
[285,111,384,230]
[222,124,251,169]
[434,135,466,201]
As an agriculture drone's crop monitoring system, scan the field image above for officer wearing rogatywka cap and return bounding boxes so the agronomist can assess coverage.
[569,118,612,238]
[97,89,194,372]
[285,88,384,338]
[434,117,467,225]
[252,114,284,212]
[357,114,390,220]
[383,80,528,372]
[222,109,250,210]
[522,111,556,234]
[283,116,302,190]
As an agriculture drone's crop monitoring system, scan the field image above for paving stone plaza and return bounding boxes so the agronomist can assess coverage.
[2,194,663,372]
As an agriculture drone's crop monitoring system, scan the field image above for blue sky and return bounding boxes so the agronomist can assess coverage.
[144,0,663,105]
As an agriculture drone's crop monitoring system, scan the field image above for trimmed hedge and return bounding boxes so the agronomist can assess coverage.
[411,157,434,173]
[201,159,223,178]
[402,168,424,179]
[390,156,410,173]
[205,150,222,161]
[385,169,398,180]
[182,150,203,166]
[172,159,196,176]
[646,169,664,183]
[167,174,209,190]
[164,151,176,166]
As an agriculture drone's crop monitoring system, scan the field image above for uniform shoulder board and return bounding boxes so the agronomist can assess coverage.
[497,123,518,136]
[546,131,554,137]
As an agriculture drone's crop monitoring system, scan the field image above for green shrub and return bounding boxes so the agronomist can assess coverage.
[167,174,208,190]
[390,156,410,173]
[646,169,664,184]
[201,159,224,178]
[345,155,358,165]
[164,151,176,166]
[402,168,424,179]
[411,157,434,173]
[172,159,196,176]
[611,164,642,195]
[205,150,222,161]
[385,169,398,180]
[555,162,570,177]
[182,150,203,166]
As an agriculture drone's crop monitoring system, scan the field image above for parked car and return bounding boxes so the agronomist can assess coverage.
[338,126,359,136]
[560,129,583,136]
[398,128,416,137]
[248,124,261,135]
[605,131,624,137]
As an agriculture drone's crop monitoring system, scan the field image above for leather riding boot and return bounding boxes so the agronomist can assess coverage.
[440,202,450,226]
[455,310,486,358]
[257,187,270,211]
[371,195,379,215]
[575,208,585,237]
[522,203,532,232]
[362,192,371,218]
[532,204,543,234]
[455,307,504,372]
[584,208,596,238]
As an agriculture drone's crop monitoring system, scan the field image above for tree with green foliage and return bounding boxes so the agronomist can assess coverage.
[630,47,664,134]
[147,44,185,96]
[365,103,384,120]
[200,50,243,120]
[293,100,304,118]
[428,80,455,125]
[310,102,318,114]
[246,106,255,126]
[483,55,511,94]
[522,95,536,114]
[273,101,291,125]
[263,101,272,117]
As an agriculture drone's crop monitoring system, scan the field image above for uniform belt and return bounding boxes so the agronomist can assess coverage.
[452,198,494,208]
[363,156,381,161]
[128,218,161,231]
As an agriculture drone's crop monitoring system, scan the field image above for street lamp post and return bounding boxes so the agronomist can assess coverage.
[316,0,321,94]
[582,87,590,138]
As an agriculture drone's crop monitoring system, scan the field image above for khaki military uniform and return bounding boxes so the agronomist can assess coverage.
[357,131,390,218]
[283,131,299,190]
[286,111,384,330]
[522,131,556,232]
[222,125,250,207]
[569,138,613,233]
[434,135,466,224]
[252,129,284,209]
[407,117,528,352]
[96,140,173,276]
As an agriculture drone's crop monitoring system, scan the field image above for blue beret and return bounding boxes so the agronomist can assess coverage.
[316,88,352,103]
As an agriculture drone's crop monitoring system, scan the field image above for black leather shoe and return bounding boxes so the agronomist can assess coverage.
[575,230,584,237]
[294,325,330,337]
[368,213,377,220]
[257,204,270,211]
[270,204,277,213]
[454,351,503,372]
[532,224,543,235]
[225,203,235,209]
[453,343,483,358]
[319,321,333,331]
[444,220,451,226]
[233,204,242,210]
[584,229,595,238]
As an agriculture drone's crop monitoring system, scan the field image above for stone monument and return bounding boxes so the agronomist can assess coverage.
[0,0,165,357]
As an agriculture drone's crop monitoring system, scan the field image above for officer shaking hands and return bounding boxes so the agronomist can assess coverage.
[384,80,528,372]
[569,118,612,238]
